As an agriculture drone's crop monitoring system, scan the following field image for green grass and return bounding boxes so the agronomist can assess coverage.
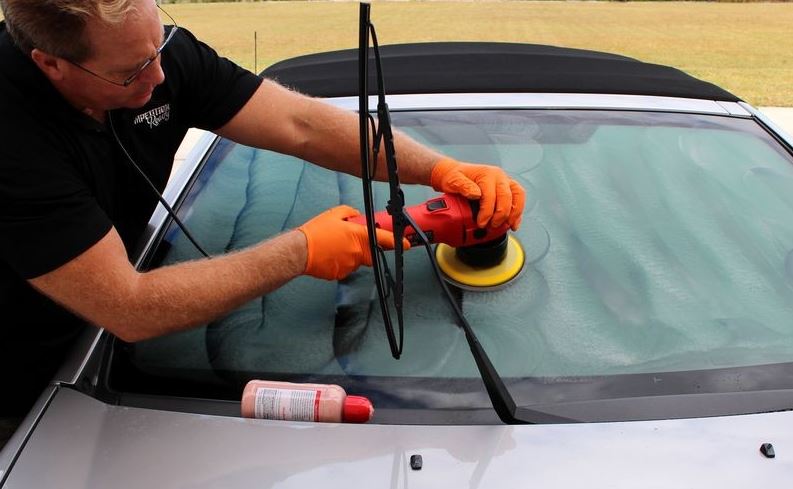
[5,1,793,105]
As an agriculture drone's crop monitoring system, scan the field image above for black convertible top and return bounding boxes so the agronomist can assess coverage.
[263,42,739,102]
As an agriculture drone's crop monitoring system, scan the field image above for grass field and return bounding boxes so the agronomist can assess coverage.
[4,1,793,105]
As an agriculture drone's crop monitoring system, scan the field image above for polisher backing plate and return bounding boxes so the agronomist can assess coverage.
[435,234,525,291]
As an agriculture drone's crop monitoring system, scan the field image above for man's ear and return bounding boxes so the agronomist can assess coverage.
[30,48,68,81]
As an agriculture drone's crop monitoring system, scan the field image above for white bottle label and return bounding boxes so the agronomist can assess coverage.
[253,387,320,421]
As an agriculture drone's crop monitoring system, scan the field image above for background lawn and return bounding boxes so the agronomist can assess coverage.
[161,1,792,106]
[3,1,791,105]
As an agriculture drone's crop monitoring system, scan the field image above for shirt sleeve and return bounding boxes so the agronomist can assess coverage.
[0,130,112,279]
[164,27,263,131]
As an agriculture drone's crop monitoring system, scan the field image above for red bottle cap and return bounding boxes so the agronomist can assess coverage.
[342,395,374,423]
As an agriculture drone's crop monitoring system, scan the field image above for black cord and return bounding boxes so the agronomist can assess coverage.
[108,112,210,259]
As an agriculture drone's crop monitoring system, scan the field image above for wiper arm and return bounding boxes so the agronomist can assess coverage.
[358,2,532,424]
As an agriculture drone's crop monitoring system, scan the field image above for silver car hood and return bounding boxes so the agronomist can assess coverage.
[4,388,791,488]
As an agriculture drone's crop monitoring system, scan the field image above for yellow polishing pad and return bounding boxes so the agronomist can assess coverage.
[435,235,525,290]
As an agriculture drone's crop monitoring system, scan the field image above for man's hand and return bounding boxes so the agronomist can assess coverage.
[297,205,410,281]
[430,158,525,230]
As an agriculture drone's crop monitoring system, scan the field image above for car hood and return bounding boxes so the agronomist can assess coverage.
[4,388,791,488]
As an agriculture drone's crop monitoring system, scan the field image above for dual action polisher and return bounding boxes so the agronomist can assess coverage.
[350,193,525,290]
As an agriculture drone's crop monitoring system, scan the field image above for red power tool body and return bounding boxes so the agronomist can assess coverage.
[349,193,510,247]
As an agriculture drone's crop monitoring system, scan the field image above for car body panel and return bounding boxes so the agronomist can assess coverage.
[4,388,791,488]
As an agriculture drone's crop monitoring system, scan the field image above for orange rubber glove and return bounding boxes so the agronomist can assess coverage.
[430,157,526,230]
[297,205,410,281]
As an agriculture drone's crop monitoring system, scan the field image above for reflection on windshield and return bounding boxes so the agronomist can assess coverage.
[131,110,793,410]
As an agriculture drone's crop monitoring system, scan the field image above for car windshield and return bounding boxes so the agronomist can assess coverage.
[112,109,793,423]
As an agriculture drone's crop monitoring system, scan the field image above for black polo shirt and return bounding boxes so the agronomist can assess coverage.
[0,22,262,415]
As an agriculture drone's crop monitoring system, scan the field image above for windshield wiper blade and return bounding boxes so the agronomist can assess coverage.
[358,2,532,424]
[358,2,404,359]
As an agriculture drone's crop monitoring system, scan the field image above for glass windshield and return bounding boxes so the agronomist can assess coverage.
[114,110,793,423]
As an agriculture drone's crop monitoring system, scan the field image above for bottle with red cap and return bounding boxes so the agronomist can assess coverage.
[240,380,374,423]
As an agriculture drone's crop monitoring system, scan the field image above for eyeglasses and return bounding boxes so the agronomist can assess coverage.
[67,5,178,87]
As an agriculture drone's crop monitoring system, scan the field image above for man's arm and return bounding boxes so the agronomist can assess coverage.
[28,205,400,341]
[215,79,524,230]
[29,227,307,342]
[215,79,440,186]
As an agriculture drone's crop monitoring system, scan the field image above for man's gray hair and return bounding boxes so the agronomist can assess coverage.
[1,0,140,61]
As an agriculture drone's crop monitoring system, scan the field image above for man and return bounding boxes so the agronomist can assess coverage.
[0,0,525,433]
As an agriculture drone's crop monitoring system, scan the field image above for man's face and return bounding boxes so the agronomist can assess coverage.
[66,0,167,110]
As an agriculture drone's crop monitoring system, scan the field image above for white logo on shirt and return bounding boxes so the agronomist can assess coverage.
[133,104,171,128]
